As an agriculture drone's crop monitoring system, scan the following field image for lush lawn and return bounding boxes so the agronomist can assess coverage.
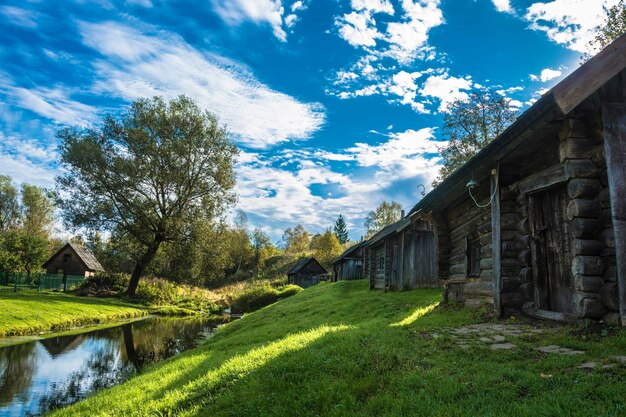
[51,280,626,417]
[0,291,148,337]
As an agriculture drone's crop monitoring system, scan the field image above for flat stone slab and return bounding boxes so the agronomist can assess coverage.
[578,362,597,369]
[490,342,516,350]
[611,355,626,363]
[492,335,506,342]
[536,345,585,355]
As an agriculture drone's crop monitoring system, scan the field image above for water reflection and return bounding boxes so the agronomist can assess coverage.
[0,317,218,417]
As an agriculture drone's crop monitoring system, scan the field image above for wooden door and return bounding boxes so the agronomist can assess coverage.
[374,248,385,289]
[529,186,573,313]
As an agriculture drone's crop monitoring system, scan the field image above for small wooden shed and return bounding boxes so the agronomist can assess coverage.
[408,33,626,325]
[363,212,438,291]
[43,243,104,277]
[331,241,366,281]
[287,257,328,288]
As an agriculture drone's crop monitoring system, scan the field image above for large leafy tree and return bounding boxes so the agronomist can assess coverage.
[333,214,349,244]
[586,0,626,59]
[314,230,343,267]
[434,88,517,186]
[56,96,238,296]
[21,184,55,238]
[251,228,273,270]
[0,176,19,232]
[364,201,402,238]
[282,224,311,254]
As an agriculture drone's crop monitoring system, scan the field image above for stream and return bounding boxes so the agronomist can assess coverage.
[0,316,220,416]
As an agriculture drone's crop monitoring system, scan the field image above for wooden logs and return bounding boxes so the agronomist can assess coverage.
[599,282,620,311]
[520,282,534,300]
[573,274,604,292]
[517,218,530,235]
[567,179,601,199]
[564,159,598,179]
[517,250,531,267]
[571,239,605,256]
[560,138,592,161]
[570,218,602,239]
[559,119,588,140]
[567,199,601,220]
[571,256,604,276]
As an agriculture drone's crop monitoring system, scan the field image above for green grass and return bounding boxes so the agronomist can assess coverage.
[0,290,148,337]
[50,280,626,417]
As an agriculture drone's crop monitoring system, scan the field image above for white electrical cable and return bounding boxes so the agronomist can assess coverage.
[468,164,499,208]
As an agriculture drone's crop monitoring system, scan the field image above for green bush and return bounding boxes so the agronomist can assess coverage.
[136,277,179,305]
[230,283,303,313]
[277,285,303,298]
[74,272,131,296]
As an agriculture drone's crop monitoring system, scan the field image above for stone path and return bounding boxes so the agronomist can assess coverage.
[431,323,546,350]
[428,323,626,372]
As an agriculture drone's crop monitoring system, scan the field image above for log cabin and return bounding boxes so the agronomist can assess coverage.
[287,257,328,288]
[363,211,438,291]
[42,242,104,277]
[331,240,366,281]
[408,33,626,325]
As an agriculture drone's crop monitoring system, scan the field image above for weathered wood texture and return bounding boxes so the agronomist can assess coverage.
[602,103,626,325]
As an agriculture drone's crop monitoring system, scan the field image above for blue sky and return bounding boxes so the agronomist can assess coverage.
[0,0,618,241]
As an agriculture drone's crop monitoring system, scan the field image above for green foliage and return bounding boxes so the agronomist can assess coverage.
[75,272,131,295]
[333,214,349,244]
[251,227,275,270]
[56,95,239,295]
[364,201,402,238]
[0,175,19,231]
[314,230,343,267]
[586,0,626,59]
[0,178,55,275]
[434,88,517,186]
[20,184,55,238]
[229,283,302,313]
[282,224,311,254]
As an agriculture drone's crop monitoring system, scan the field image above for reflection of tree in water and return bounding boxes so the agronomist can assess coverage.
[28,318,214,416]
[0,342,37,406]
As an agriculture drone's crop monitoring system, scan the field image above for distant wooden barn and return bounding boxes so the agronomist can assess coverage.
[42,243,104,277]
[408,33,626,325]
[363,212,438,291]
[287,257,328,288]
[332,241,366,281]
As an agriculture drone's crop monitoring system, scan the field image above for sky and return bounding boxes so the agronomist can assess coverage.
[0,0,619,242]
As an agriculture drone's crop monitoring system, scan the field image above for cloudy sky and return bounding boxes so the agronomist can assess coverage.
[0,0,618,241]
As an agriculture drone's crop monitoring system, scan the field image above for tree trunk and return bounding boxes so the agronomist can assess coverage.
[126,241,161,297]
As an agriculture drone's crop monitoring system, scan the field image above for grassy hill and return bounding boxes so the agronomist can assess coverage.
[52,280,626,417]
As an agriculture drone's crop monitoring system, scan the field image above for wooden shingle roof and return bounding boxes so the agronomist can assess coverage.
[43,242,105,272]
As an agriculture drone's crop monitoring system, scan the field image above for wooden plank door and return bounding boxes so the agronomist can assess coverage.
[529,186,573,313]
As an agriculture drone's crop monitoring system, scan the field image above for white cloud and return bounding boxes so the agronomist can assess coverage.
[0,6,39,28]
[79,21,325,149]
[0,79,98,126]
[384,0,444,62]
[419,72,473,112]
[335,0,443,62]
[336,11,382,47]
[210,0,287,41]
[524,0,621,52]
[351,0,394,14]
[386,70,429,113]
[492,0,514,14]
[235,128,443,239]
[530,67,563,82]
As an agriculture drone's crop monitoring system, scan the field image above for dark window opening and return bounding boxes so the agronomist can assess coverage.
[63,254,71,265]
[466,237,481,278]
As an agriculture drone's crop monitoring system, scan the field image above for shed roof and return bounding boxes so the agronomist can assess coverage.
[43,242,105,272]
[408,32,626,215]
[331,240,367,264]
[287,257,327,275]
[364,216,411,248]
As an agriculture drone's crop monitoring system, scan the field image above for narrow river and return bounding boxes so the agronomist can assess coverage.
[0,317,220,416]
